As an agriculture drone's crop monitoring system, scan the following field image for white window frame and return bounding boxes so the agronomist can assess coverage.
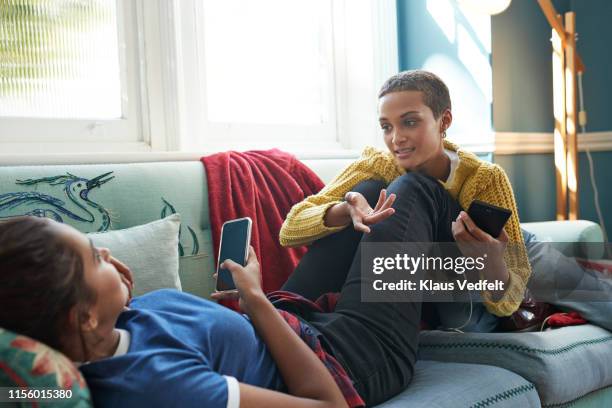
[175,0,398,153]
[0,0,398,157]
[334,0,399,152]
[190,0,339,151]
[0,0,169,154]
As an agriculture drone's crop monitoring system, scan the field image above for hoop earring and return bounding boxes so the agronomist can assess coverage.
[442,131,447,139]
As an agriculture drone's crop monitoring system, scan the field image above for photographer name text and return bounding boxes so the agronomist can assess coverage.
[372,279,505,292]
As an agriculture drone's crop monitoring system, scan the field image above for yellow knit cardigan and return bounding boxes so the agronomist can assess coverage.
[279,140,530,317]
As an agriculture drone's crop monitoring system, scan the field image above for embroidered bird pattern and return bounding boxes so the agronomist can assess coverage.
[0,172,115,232]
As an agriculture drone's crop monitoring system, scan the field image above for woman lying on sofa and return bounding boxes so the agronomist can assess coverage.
[279,70,531,335]
[1,215,438,407]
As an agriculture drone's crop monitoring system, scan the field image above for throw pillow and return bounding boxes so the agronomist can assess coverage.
[0,327,92,407]
[88,214,181,296]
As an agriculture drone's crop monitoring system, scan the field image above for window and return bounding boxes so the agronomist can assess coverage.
[0,0,398,155]
[178,0,399,152]
[1,1,121,119]
[0,0,147,153]
[194,0,336,149]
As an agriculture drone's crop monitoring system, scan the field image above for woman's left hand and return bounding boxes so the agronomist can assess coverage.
[452,211,510,298]
[452,211,508,263]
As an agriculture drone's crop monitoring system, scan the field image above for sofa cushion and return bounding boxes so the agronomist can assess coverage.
[88,214,182,296]
[375,360,540,408]
[418,324,612,406]
[0,328,92,407]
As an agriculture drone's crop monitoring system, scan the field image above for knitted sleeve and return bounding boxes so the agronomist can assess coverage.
[279,147,398,247]
[475,164,532,316]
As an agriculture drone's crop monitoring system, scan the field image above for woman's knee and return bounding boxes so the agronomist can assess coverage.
[352,179,387,207]
[387,172,439,196]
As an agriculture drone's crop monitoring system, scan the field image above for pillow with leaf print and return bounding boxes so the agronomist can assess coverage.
[0,327,92,407]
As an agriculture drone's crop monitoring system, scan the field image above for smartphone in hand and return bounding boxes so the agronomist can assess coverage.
[467,200,511,238]
[215,217,252,292]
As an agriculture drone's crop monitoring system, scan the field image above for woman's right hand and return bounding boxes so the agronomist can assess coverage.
[210,246,265,314]
[211,246,348,407]
[344,189,396,233]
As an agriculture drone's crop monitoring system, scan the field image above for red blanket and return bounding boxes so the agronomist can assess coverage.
[201,149,324,307]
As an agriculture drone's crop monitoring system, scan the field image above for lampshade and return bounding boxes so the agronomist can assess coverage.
[457,0,512,15]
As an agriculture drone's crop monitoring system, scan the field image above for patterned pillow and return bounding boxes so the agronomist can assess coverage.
[0,327,92,407]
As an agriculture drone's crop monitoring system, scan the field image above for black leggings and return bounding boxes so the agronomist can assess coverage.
[281,173,462,406]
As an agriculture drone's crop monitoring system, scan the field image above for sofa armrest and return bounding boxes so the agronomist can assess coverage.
[522,220,603,243]
[522,220,604,259]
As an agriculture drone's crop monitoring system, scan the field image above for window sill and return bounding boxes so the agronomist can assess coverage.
[0,148,363,166]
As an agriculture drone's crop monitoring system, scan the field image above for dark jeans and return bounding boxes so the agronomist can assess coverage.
[281,173,463,406]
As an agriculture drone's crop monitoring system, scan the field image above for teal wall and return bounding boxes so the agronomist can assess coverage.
[491,0,567,132]
[489,0,612,236]
[495,152,612,227]
[396,0,611,238]
[395,0,493,144]
[397,0,456,71]
[568,0,612,132]
[491,0,611,132]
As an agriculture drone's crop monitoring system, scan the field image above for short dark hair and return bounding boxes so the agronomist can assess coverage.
[378,70,451,119]
[0,216,96,352]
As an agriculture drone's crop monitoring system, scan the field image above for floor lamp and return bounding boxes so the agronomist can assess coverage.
[537,0,585,220]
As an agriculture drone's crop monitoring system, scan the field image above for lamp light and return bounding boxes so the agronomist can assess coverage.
[457,0,512,15]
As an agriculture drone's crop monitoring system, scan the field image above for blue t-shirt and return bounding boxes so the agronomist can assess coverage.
[80,289,284,407]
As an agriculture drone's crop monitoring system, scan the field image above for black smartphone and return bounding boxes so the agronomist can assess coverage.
[215,217,252,292]
[466,200,512,238]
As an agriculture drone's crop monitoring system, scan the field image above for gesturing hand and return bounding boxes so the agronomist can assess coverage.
[344,189,396,233]
[210,246,265,314]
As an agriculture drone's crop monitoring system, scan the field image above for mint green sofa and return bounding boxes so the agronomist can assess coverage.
[1,157,610,407]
